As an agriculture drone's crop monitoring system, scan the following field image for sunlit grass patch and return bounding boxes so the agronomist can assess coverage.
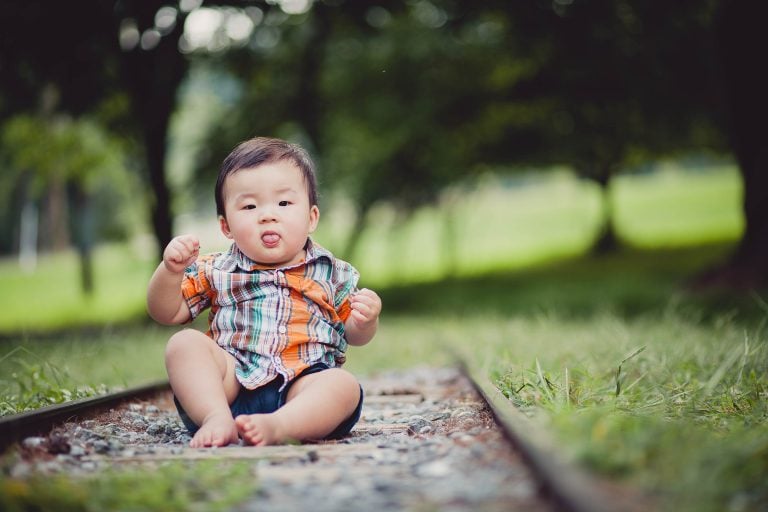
[317,165,742,286]
[614,165,743,247]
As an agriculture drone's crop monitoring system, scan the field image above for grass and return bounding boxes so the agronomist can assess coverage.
[331,164,743,286]
[1,164,765,511]
[487,312,768,512]
[344,272,767,512]
[0,459,254,512]
[0,325,174,414]
[613,164,743,247]
[0,243,155,333]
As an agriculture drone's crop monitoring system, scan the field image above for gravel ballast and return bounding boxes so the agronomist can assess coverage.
[7,366,554,511]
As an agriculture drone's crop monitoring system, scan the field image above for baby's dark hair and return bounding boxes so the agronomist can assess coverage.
[215,137,319,217]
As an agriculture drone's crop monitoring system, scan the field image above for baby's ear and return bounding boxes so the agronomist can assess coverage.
[308,205,320,233]
[219,215,234,239]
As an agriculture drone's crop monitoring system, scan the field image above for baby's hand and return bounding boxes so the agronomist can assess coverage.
[349,288,382,327]
[163,235,200,274]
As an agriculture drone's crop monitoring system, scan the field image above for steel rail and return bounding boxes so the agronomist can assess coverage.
[0,380,169,453]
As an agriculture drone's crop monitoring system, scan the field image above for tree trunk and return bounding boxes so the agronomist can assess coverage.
[144,122,174,262]
[341,205,369,262]
[295,2,330,150]
[18,197,38,272]
[692,0,768,289]
[590,171,619,255]
[116,1,188,262]
[45,177,70,252]
[441,196,459,276]
[69,182,94,295]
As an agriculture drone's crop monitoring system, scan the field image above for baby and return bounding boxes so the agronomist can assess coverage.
[147,136,381,448]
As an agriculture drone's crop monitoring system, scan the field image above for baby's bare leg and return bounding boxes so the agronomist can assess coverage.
[165,329,241,448]
[235,368,360,446]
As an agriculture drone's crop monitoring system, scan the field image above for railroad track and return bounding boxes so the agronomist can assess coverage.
[0,365,651,511]
[0,380,170,454]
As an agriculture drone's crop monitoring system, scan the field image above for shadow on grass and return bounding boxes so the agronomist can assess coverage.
[377,242,768,323]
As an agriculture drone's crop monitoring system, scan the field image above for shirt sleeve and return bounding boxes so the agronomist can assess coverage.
[181,256,215,320]
[333,259,360,322]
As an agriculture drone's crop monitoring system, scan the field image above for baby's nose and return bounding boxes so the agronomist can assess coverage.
[258,206,278,222]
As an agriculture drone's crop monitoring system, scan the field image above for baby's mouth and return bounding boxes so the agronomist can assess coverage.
[261,232,280,247]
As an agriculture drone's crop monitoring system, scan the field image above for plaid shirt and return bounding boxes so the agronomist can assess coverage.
[181,239,359,390]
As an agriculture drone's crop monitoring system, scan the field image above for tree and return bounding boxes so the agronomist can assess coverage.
[1,115,124,293]
[3,0,764,289]
[486,0,725,253]
[190,1,523,263]
[695,0,768,288]
[112,0,192,260]
[0,0,193,262]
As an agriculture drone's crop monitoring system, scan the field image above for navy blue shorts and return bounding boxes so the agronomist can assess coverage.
[173,363,364,441]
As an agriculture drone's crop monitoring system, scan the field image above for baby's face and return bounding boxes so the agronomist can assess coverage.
[219,161,319,268]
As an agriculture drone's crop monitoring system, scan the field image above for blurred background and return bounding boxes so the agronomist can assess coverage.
[4,4,768,508]
[0,0,765,331]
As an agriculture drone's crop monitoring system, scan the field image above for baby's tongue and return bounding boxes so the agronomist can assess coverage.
[262,233,280,244]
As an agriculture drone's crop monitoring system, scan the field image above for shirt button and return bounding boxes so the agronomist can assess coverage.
[282,288,290,297]
[278,325,287,334]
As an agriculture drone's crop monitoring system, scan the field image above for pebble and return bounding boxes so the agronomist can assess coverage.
[69,445,87,457]
[21,437,46,449]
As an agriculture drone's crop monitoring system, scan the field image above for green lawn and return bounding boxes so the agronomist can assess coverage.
[1,165,766,511]
[337,165,743,285]
[0,244,154,333]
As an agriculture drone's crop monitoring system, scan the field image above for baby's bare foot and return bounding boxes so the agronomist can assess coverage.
[235,414,285,446]
[190,413,239,448]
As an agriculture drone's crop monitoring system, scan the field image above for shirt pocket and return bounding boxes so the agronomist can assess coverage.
[300,278,339,322]
[215,273,272,307]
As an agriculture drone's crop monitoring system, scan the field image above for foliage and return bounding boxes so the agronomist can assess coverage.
[0,0,191,258]
[0,115,137,247]
[2,115,119,192]
[3,0,765,283]
[0,459,254,512]
[186,0,732,259]
[501,0,725,172]
[1,0,764,284]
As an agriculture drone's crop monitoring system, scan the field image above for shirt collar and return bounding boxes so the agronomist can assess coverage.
[215,238,333,272]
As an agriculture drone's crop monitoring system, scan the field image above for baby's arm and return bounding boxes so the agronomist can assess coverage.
[344,288,382,346]
[147,234,200,325]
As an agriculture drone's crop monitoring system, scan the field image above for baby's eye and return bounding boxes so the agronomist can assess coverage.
[243,204,256,210]
[278,200,290,207]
